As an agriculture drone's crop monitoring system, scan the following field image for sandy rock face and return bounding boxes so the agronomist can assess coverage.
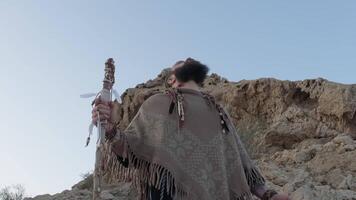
[27,70,356,200]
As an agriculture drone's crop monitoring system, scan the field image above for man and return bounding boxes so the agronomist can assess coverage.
[92,58,290,200]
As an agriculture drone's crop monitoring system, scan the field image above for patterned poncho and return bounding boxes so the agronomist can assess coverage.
[104,87,266,200]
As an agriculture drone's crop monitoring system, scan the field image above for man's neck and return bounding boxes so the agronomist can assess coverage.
[177,81,200,91]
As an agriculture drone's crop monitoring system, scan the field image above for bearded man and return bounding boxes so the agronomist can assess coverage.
[92,58,290,200]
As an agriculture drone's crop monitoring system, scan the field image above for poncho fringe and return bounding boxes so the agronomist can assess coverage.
[102,139,265,200]
[102,137,188,200]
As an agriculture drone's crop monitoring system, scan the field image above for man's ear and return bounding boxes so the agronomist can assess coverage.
[165,72,176,88]
[164,75,172,88]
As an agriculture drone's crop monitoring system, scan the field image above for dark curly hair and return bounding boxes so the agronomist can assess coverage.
[173,58,209,85]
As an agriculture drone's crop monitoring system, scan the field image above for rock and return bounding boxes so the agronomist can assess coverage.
[25,183,137,200]
[24,189,92,200]
[338,174,356,190]
[334,134,355,146]
[290,183,316,200]
[26,71,356,199]
[258,161,289,187]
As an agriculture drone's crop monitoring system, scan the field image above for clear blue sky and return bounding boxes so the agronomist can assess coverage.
[0,0,355,197]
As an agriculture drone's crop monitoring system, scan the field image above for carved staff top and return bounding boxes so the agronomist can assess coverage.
[103,58,115,90]
[81,58,117,147]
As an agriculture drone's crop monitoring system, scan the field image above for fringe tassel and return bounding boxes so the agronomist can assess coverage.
[101,138,188,200]
[232,190,254,200]
[165,88,185,129]
[201,92,231,134]
[176,90,185,128]
[244,167,266,190]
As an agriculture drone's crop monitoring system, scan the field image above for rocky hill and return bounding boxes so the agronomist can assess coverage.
[25,69,356,200]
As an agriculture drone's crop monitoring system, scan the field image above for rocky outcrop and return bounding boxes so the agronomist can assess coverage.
[26,70,356,200]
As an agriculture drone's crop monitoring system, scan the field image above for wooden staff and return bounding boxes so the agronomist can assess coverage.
[93,58,115,200]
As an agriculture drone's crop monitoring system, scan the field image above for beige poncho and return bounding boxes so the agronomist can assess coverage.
[104,87,266,200]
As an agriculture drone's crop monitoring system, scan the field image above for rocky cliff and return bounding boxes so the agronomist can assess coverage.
[26,69,356,200]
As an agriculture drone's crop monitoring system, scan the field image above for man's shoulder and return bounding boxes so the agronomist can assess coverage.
[140,90,172,111]
[145,90,171,103]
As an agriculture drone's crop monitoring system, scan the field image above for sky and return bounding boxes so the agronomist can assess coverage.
[0,0,355,197]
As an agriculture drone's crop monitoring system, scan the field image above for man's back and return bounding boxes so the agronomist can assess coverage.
[107,88,266,200]
[93,58,288,200]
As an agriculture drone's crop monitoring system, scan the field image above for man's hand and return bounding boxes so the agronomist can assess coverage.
[271,193,290,200]
[253,185,291,200]
[91,97,115,133]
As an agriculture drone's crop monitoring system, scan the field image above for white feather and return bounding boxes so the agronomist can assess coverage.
[112,89,121,103]
[80,93,97,98]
